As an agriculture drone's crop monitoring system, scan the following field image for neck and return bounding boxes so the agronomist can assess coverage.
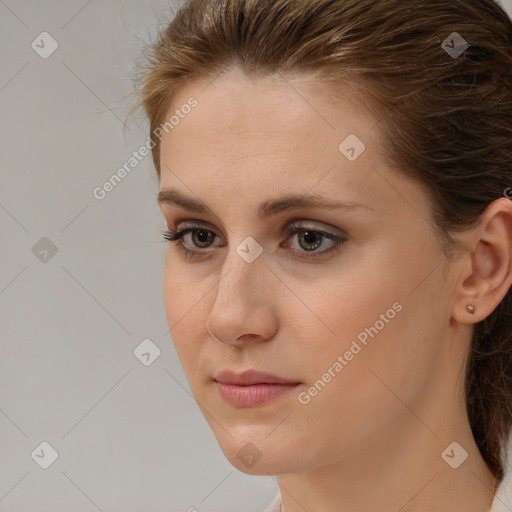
[276,407,497,512]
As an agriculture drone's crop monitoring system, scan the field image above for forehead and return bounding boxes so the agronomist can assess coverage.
[164,67,374,143]
[156,67,433,231]
[159,68,379,183]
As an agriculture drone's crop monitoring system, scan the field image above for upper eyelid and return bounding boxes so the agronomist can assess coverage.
[169,219,345,237]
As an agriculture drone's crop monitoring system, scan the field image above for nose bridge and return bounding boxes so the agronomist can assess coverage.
[215,239,265,308]
[207,241,276,343]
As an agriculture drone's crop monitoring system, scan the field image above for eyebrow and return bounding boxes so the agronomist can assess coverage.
[157,187,374,218]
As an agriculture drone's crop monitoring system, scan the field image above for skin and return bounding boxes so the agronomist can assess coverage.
[157,66,512,512]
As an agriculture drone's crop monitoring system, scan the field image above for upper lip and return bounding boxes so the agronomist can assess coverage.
[214,369,300,385]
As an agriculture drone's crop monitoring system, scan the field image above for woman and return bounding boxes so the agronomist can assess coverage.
[134,0,512,510]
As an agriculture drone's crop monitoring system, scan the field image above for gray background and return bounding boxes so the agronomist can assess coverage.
[1,1,511,511]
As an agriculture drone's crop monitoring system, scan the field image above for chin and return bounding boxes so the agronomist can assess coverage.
[194,387,312,473]
[209,428,306,476]
[222,443,290,476]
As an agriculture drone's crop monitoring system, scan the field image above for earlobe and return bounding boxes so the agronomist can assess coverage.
[452,198,512,324]
[452,296,479,324]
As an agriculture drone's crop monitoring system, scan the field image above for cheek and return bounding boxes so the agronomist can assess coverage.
[292,262,441,404]
[163,261,208,367]
[290,303,438,456]
[162,255,203,324]
[289,276,398,362]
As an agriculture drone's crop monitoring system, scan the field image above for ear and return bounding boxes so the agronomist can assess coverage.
[451,197,512,324]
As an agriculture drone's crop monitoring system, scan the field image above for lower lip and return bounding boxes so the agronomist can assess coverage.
[215,382,300,407]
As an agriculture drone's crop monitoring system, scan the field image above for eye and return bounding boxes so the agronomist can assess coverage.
[161,220,347,260]
[161,224,221,259]
[281,222,345,257]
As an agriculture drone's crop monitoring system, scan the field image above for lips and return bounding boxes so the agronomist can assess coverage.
[213,369,300,385]
[213,369,301,407]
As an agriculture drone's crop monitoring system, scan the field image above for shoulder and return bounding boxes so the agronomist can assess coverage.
[490,425,512,512]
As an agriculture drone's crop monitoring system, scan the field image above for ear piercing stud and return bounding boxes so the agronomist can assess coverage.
[466,304,476,314]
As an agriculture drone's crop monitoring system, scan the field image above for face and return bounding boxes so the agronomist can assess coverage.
[158,67,459,476]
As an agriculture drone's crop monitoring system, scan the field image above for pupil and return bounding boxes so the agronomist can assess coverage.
[195,230,212,246]
[302,231,320,250]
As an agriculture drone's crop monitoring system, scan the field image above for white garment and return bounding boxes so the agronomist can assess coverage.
[491,426,512,511]
[262,491,281,512]
[262,427,512,512]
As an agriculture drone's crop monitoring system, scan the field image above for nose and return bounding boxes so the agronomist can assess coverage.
[206,246,279,347]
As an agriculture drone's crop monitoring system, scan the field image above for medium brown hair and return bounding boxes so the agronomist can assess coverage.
[135,0,512,481]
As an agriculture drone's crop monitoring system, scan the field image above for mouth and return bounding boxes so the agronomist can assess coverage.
[213,369,301,407]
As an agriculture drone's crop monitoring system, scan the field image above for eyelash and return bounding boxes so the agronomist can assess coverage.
[161,221,347,260]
